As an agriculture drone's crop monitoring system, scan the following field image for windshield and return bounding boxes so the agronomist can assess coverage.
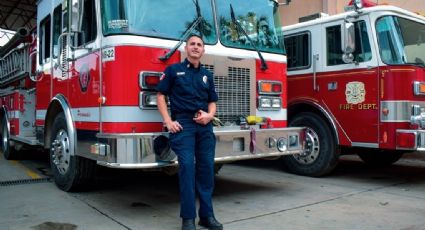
[101,0,217,44]
[376,16,425,66]
[215,0,285,54]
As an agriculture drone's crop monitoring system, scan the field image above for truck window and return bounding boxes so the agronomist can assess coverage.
[326,21,372,66]
[284,32,310,70]
[53,5,62,58]
[39,15,51,64]
[376,16,425,65]
[79,0,97,45]
[215,0,285,54]
[101,0,217,45]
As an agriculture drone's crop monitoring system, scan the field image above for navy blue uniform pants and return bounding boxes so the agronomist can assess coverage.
[170,116,216,219]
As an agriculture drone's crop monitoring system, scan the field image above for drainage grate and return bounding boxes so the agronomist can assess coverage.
[0,178,52,186]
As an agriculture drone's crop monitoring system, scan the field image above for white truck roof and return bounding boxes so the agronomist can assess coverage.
[283,5,425,32]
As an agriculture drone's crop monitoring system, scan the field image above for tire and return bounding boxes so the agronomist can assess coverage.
[358,150,404,166]
[50,112,95,191]
[214,163,223,175]
[281,112,339,176]
[0,114,18,160]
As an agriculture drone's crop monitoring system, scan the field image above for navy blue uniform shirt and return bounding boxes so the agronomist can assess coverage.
[156,59,218,116]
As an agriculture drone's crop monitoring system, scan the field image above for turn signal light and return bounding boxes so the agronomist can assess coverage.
[140,71,163,90]
[261,82,272,92]
[272,84,282,93]
[397,132,416,149]
[258,81,282,95]
[418,83,425,94]
[413,81,425,96]
[145,75,160,87]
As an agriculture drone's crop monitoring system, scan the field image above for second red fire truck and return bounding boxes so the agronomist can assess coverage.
[0,0,305,191]
[282,1,425,176]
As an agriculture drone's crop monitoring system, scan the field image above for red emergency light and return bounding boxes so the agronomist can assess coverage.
[348,0,377,8]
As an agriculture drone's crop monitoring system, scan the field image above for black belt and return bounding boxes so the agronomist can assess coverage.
[172,112,197,120]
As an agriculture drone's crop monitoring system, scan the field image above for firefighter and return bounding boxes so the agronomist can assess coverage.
[156,34,222,230]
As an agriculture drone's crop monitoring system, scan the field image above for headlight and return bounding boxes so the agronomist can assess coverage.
[145,94,157,106]
[272,98,281,108]
[259,97,271,108]
[258,96,281,111]
[139,92,158,108]
[277,137,287,152]
[289,135,299,148]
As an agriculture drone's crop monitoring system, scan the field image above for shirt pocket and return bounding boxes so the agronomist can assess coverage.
[197,76,209,91]
[174,75,192,95]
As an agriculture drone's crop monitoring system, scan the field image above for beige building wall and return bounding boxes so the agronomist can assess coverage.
[280,0,425,26]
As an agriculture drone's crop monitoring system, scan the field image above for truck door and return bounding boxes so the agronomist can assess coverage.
[319,16,380,147]
[53,0,99,128]
[36,13,53,117]
[66,0,100,128]
[52,4,68,104]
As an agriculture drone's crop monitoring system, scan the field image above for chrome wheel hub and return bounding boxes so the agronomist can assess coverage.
[51,129,70,175]
[293,127,320,165]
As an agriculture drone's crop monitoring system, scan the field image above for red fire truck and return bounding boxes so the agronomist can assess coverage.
[282,1,425,176]
[0,0,305,191]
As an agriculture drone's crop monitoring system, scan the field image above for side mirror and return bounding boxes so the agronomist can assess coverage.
[353,0,363,11]
[70,0,82,32]
[68,0,87,49]
[341,21,356,63]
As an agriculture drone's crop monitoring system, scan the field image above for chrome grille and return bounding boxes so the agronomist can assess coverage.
[203,64,251,125]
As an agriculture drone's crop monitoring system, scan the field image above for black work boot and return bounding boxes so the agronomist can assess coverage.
[182,218,196,230]
[198,216,223,230]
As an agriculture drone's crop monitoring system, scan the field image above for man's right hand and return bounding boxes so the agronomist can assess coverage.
[164,120,183,133]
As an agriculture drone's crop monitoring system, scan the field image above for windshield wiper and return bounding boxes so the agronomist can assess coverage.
[194,0,203,39]
[404,62,425,67]
[229,4,268,70]
[159,0,203,61]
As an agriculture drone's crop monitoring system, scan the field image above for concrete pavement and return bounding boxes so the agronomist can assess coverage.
[1,152,425,230]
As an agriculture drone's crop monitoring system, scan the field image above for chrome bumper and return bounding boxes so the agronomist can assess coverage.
[94,126,306,169]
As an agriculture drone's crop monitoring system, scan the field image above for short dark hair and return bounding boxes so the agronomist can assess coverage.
[186,34,204,45]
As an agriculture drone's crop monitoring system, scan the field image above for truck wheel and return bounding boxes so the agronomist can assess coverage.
[282,112,339,176]
[50,112,95,191]
[0,115,17,160]
[214,163,223,175]
[358,150,404,166]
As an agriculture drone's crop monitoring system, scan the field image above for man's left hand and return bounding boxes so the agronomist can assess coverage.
[193,110,213,125]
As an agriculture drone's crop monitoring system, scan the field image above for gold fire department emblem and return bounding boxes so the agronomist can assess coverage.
[345,81,365,104]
